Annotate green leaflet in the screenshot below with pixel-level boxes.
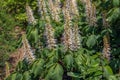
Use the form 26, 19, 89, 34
11, 73, 17, 80
86, 35, 97, 48
104, 66, 113, 79
16, 73, 23, 80
108, 75, 118, 80
64, 54, 74, 70
67, 72, 81, 78
113, 0, 119, 7
107, 8, 120, 22
31, 59, 45, 77
45, 63, 64, 80
29, 28, 38, 43
6, 73, 17, 80
23, 71, 31, 80
6, 73, 23, 80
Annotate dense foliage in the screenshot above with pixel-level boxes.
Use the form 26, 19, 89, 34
0, 0, 120, 80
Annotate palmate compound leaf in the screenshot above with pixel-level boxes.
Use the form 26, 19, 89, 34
45, 63, 64, 80
74, 53, 88, 72
31, 59, 45, 77
64, 54, 74, 70
75, 53, 89, 66
86, 35, 97, 48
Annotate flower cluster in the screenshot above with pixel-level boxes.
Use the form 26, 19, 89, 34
63, 0, 81, 51
26, 3, 36, 25
22, 33, 35, 63
48, 0, 61, 22
44, 23, 57, 49
84, 0, 97, 26
102, 12, 111, 61
37, 0, 56, 49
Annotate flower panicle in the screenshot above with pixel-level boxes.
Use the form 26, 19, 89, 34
22, 33, 35, 63
62, 1, 73, 51
71, 24, 81, 50
38, 0, 57, 50
70, 0, 81, 50
63, 0, 81, 51
102, 12, 111, 61
37, 0, 50, 21
70, 0, 79, 17
44, 23, 57, 49
84, 0, 97, 26
26, 3, 36, 25
48, 0, 61, 22
103, 35, 111, 61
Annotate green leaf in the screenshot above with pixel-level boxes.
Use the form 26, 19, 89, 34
113, 0, 119, 7
64, 54, 74, 69
67, 72, 80, 78
29, 28, 38, 43
15, 73, 23, 80
101, 29, 108, 36
45, 63, 64, 80
107, 8, 119, 22
104, 66, 113, 79
75, 54, 83, 66
109, 75, 118, 80
86, 35, 97, 48
23, 71, 31, 80
16, 61, 23, 71
94, 70, 103, 76
31, 60, 38, 73
31, 59, 45, 77
11, 73, 17, 80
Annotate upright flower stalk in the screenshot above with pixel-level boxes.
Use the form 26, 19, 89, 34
37, 0, 48, 19
22, 32, 35, 62
62, 0, 73, 51
7, 41, 34, 74
37, 0, 56, 49
102, 12, 111, 61
84, 0, 97, 26
72, 24, 81, 50
26, 3, 36, 25
48, 0, 61, 22
69, 0, 79, 17
44, 23, 57, 49
70, 0, 81, 50
54, 0, 61, 18
63, 0, 81, 51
